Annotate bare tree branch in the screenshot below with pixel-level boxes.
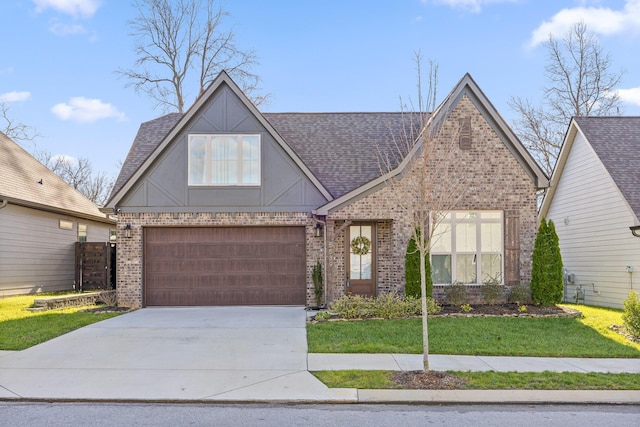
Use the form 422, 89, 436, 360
1, 101, 39, 145
510, 22, 623, 175
34, 150, 115, 206
118, 0, 267, 113
376, 54, 467, 371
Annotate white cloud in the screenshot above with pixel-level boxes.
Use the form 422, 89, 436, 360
616, 87, 640, 106
0, 91, 31, 103
49, 20, 87, 36
428, 0, 520, 13
529, 0, 640, 47
33, 0, 100, 18
51, 97, 126, 123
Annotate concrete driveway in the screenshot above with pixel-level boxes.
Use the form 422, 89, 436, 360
0, 306, 355, 402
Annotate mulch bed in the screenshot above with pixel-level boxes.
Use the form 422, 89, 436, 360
80, 305, 132, 313
392, 370, 469, 389
434, 303, 579, 317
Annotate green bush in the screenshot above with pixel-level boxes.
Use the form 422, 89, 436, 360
328, 293, 441, 320
405, 232, 432, 298
312, 260, 323, 306
481, 283, 504, 305
508, 283, 532, 305
623, 291, 640, 339
531, 218, 564, 305
444, 282, 468, 305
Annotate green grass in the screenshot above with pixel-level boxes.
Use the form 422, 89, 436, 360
312, 370, 640, 390
307, 304, 640, 357
0, 293, 122, 350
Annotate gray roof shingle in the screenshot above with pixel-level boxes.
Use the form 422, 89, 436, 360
110, 111, 422, 200
0, 132, 111, 222
573, 116, 640, 218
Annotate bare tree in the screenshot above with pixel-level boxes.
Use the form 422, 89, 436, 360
378, 53, 467, 371
118, 0, 265, 113
1, 101, 39, 144
510, 22, 623, 175
35, 150, 114, 206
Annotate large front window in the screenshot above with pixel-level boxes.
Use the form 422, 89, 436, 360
188, 134, 260, 186
431, 211, 503, 284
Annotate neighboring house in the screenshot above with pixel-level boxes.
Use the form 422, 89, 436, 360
540, 117, 640, 309
0, 132, 115, 297
105, 71, 548, 308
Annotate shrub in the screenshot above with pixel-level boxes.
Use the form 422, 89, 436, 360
531, 218, 564, 305
509, 282, 532, 305
444, 282, 468, 306
481, 276, 504, 305
312, 260, 323, 306
405, 232, 432, 298
314, 311, 331, 321
623, 291, 640, 339
328, 293, 441, 320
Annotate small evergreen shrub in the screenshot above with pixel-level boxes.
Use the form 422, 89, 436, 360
312, 260, 323, 306
405, 232, 432, 298
508, 283, 532, 305
531, 218, 564, 305
444, 282, 468, 306
623, 291, 640, 339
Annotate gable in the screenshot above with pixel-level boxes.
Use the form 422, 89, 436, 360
314, 74, 548, 216
117, 82, 328, 212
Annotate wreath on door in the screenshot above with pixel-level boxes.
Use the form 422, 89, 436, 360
350, 236, 371, 256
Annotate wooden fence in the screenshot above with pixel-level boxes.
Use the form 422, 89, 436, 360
75, 242, 116, 291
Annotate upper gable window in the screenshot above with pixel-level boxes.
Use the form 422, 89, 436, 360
188, 134, 261, 186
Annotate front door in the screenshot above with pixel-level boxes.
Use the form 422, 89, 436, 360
346, 223, 376, 297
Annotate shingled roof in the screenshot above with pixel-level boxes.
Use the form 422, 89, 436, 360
110, 111, 421, 200
0, 132, 112, 223
573, 116, 640, 218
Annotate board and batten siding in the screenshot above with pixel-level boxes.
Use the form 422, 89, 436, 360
0, 204, 113, 296
546, 130, 640, 309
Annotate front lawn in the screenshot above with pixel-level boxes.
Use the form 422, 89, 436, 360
312, 370, 640, 390
307, 304, 640, 357
0, 293, 122, 350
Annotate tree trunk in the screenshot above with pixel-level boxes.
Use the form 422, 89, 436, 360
420, 246, 429, 371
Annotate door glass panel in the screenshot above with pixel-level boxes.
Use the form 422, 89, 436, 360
350, 225, 372, 280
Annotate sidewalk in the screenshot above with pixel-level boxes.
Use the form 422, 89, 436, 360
307, 353, 640, 404
308, 353, 640, 373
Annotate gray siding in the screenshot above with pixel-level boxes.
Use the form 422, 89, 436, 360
0, 204, 113, 296
119, 85, 328, 212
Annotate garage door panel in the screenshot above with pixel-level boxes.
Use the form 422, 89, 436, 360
144, 227, 306, 306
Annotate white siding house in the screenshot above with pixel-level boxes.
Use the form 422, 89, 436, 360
0, 132, 115, 297
540, 117, 640, 309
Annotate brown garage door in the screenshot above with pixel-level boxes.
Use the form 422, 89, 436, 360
144, 227, 306, 306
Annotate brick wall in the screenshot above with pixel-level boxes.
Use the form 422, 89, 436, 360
325, 94, 539, 303
116, 212, 322, 308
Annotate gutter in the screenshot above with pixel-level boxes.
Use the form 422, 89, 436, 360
0, 198, 7, 209
630, 225, 640, 238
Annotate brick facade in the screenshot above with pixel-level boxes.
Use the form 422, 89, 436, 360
115, 93, 540, 308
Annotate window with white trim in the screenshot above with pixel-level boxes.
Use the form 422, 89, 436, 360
78, 224, 87, 243
188, 134, 260, 186
431, 211, 503, 285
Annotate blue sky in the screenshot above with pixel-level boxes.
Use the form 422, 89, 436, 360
1, 0, 639, 179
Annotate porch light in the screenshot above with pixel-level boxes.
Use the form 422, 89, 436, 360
631, 226, 640, 238
124, 224, 132, 238
314, 223, 323, 238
